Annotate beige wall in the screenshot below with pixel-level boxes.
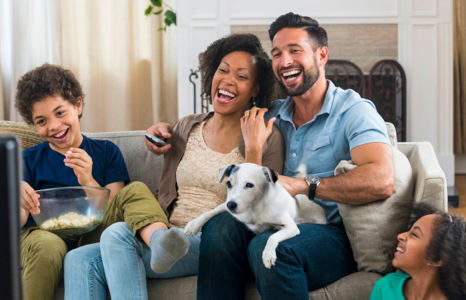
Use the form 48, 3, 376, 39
231, 24, 398, 73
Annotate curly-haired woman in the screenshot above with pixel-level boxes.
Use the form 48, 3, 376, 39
64, 33, 284, 299
370, 203, 466, 300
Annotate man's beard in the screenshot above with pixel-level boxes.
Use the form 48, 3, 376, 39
278, 58, 320, 97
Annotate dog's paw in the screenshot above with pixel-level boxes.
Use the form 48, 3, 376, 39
184, 219, 203, 236
262, 247, 277, 269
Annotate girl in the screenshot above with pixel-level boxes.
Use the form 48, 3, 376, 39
370, 203, 466, 300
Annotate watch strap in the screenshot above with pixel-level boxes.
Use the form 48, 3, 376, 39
308, 183, 317, 200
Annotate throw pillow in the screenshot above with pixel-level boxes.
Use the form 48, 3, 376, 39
0, 121, 43, 150
335, 146, 414, 274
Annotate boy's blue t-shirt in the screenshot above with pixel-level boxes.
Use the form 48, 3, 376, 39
22, 134, 130, 226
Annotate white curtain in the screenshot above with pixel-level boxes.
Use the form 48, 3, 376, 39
0, 60, 4, 120
0, 0, 178, 132
0, 0, 61, 121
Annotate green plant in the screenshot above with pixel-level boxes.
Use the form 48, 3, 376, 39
145, 0, 176, 32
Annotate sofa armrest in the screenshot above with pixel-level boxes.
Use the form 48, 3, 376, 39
397, 141, 448, 212
385, 122, 397, 148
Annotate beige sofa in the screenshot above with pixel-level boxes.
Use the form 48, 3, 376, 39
7, 122, 444, 300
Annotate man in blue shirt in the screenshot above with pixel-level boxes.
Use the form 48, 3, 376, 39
148, 12, 394, 300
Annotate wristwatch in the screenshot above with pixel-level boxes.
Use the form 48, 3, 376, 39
305, 175, 321, 200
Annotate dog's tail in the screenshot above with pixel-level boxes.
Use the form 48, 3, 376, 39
296, 164, 307, 178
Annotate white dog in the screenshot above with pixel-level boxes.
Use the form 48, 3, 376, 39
184, 163, 327, 268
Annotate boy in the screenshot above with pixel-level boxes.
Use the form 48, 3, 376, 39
15, 64, 189, 300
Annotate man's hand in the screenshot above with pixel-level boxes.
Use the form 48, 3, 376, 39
21, 181, 40, 215
145, 122, 172, 156
278, 175, 308, 197
64, 148, 99, 187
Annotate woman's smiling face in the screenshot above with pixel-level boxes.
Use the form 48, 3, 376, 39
210, 51, 260, 116
393, 214, 437, 273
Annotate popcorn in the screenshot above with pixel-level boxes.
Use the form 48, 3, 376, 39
40, 212, 99, 231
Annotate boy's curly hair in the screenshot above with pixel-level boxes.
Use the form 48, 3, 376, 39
198, 33, 277, 109
15, 64, 84, 125
407, 203, 466, 300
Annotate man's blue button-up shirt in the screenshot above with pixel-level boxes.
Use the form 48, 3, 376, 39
266, 80, 390, 223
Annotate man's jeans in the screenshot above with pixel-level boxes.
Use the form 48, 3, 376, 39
197, 212, 357, 300
64, 222, 201, 300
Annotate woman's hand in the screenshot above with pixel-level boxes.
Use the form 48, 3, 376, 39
241, 107, 276, 165
145, 123, 172, 156
64, 148, 99, 187
21, 181, 40, 215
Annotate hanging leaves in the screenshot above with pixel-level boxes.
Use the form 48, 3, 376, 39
145, 6, 153, 15
145, 0, 176, 32
150, 0, 163, 7
164, 10, 176, 26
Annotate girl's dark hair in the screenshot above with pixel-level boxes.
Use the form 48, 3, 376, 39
198, 33, 277, 109
407, 203, 466, 300
268, 12, 327, 50
15, 63, 84, 125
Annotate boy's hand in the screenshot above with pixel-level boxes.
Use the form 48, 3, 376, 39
21, 181, 40, 214
64, 148, 98, 187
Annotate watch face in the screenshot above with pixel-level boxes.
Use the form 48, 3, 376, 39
306, 175, 320, 185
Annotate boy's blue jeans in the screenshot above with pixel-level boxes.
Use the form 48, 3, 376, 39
197, 212, 357, 300
20, 181, 169, 300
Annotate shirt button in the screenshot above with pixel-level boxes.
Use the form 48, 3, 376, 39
292, 153, 297, 157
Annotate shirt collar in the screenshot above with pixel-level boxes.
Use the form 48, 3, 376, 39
276, 96, 295, 123
276, 80, 337, 122
319, 80, 337, 116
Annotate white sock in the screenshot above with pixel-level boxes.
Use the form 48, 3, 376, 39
149, 228, 189, 274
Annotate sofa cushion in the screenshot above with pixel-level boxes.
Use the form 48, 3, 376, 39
398, 142, 448, 211
308, 271, 382, 300
83, 131, 163, 195
0, 121, 43, 150
335, 146, 414, 274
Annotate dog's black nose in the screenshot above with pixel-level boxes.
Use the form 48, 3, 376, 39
227, 201, 237, 211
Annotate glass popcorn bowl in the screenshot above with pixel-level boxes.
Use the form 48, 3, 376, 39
31, 186, 110, 236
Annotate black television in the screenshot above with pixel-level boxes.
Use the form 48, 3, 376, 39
0, 136, 23, 299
